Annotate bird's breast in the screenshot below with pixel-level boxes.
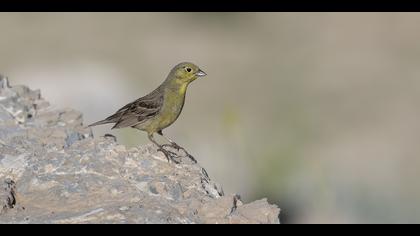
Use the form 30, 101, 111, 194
156, 88, 186, 128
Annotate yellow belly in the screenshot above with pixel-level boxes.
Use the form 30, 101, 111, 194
136, 87, 186, 134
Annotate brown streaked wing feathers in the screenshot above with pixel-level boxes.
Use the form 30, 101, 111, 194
98, 88, 164, 129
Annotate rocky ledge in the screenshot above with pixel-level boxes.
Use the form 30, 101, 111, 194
0, 75, 280, 224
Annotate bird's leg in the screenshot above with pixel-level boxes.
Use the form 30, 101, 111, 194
148, 134, 180, 164
157, 130, 184, 151
157, 131, 197, 164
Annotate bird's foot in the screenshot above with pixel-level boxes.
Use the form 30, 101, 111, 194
161, 143, 197, 164
158, 147, 181, 164
162, 142, 182, 151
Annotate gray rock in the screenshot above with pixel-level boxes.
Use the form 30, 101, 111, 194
0, 76, 280, 224
0, 178, 16, 214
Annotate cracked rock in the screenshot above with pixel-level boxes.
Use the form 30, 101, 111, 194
0, 75, 280, 224
0, 178, 16, 214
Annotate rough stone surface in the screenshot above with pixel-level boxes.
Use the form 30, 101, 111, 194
0, 76, 280, 224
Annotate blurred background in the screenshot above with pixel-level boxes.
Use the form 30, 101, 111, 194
1, 12, 420, 223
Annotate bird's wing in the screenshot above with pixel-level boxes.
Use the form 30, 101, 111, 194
105, 90, 164, 129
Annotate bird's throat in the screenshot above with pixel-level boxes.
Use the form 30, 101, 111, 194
170, 80, 189, 95
178, 83, 188, 95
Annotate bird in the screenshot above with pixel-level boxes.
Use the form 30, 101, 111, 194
88, 62, 207, 163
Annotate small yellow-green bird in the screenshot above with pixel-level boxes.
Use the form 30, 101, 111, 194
89, 62, 206, 163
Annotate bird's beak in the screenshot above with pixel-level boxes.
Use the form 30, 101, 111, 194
195, 69, 207, 77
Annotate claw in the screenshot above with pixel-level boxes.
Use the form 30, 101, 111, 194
173, 144, 197, 163
161, 143, 197, 164
158, 147, 180, 164
171, 143, 183, 151
161, 143, 178, 151
173, 144, 197, 164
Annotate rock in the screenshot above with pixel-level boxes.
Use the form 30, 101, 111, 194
0, 178, 16, 214
0, 76, 280, 224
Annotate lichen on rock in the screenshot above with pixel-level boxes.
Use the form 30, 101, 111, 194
0, 76, 280, 224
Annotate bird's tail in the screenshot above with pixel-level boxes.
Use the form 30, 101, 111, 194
88, 119, 113, 127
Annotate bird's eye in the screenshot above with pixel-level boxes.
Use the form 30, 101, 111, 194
185, 67, 192, 73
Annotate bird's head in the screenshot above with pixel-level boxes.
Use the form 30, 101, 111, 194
170, 62, 207, 85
